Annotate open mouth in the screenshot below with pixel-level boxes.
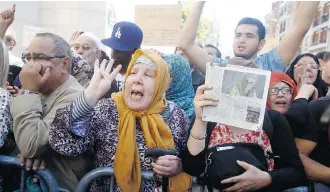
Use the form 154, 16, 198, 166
130, 90, 144, 101
275, 100, 287, 107
237, 46, 245, 51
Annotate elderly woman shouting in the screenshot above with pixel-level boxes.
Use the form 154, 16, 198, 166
49, 49, 192, 191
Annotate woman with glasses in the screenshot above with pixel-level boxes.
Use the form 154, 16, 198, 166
266, 72, 319, 192
286, 53, 328, 99
267, 72, 317, 136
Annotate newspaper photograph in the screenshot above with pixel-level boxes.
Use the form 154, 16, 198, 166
202, 63, 271, 131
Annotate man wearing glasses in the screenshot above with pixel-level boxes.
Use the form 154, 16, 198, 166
11, 32, 93, 191
71, 32, 106, 68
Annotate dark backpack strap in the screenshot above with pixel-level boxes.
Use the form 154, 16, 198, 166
262, 111, 274, 140
206, 183, 214, 192
190, 120, 217, 189
205, 121, 218, 147
328, 123, 330, 146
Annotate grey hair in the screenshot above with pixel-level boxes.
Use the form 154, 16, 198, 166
36, 32, 72, 73
0, 40, 9, 88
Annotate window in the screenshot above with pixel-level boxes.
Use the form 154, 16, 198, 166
314, 10, 321, 26
317, 10, 321, 20
312, 31, 319, 45
320, 27, 328, 43
280, 21, 286, 33
324, 3, 330, 15
321, 4, 330, 23
322, 13, 329, 23
271, 25, 276, 35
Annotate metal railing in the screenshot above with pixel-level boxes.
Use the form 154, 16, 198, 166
76, 167, 199, 192
1, 155, 199, 192
0, 155, 68, 192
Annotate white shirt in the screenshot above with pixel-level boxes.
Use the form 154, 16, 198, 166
115, 73, 125, 91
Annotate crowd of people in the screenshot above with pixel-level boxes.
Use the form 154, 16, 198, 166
1, 1, 330, 192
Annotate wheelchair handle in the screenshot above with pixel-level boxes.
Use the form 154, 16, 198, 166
144, 148, 178, 158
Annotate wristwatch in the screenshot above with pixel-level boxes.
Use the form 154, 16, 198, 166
19, 90, 39, 95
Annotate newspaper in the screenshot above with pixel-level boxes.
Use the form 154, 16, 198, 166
202, 63, 271, 131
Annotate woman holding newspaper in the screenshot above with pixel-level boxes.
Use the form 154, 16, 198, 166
182, 82, 306, 191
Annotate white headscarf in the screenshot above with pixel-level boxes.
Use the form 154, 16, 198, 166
80, 32, 107, 53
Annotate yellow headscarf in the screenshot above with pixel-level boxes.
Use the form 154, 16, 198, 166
111, 49, 192, 192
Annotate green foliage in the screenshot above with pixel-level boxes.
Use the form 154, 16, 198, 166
181, 7, 211, 44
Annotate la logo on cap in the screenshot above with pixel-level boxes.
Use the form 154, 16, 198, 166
115, 28, 121, 39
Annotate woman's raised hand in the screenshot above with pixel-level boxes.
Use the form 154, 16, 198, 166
84, 59, 122, 106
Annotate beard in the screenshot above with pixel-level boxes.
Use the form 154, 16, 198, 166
111, 52, 133, 74
234, 52, 255, 60
234, 46, 259, 60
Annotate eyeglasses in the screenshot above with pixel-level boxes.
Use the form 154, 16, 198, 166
22, 53, 66, 64
72, 44, 91, 51
268, 87, 293, 95
294, 63, 320, 70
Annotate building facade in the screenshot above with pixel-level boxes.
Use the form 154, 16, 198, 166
261, 1, 281, 54
262, 1, 330, 55
0, 1, 116, 57
301, 1, 330, 54
261, 1, 299, 54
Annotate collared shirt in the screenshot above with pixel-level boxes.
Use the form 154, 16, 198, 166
212, 48, 287, 72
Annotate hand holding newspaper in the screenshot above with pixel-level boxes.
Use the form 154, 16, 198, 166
202, 63, 271, 131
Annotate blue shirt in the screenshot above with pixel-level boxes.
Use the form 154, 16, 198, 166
212, 48, 287, 72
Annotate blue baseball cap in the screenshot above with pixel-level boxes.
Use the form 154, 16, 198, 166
101, 21, 143, 51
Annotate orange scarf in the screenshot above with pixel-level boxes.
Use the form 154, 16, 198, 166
112, 49, 192, 192
266, 72, 297, 109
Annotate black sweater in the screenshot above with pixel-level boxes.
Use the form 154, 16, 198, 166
285, 98, 309, 139
181, 110, 306, 191
299, 97, 330, 168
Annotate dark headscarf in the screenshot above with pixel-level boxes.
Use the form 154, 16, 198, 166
286, 53, 328, 98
